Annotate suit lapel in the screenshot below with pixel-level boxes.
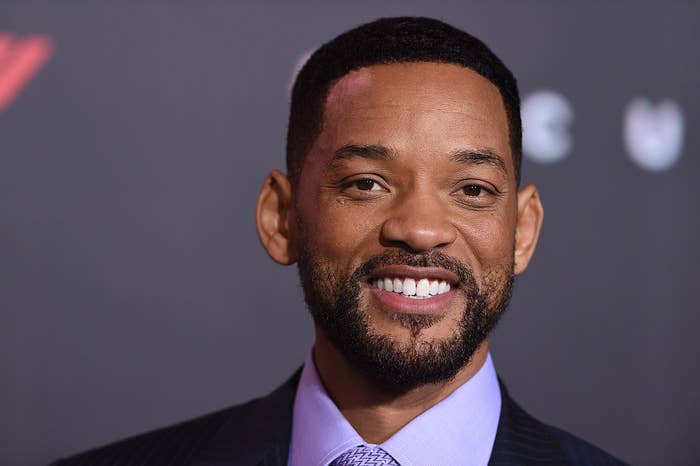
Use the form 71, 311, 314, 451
488, 379, 568, 466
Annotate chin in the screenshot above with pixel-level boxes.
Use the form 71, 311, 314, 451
365, 306, 465, 347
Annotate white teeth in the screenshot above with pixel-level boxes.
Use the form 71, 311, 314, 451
372, 277, 453, 297
416, 279, 430, 297
383, 278, 393, 292
429, 280, 439, 296
402, 278, 416, 296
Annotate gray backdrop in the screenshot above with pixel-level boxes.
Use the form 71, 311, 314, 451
2, 2, 698, 465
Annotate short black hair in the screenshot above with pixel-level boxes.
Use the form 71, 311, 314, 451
286, 16, 522, 185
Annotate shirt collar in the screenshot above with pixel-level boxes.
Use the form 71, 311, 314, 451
288, 349, 501, 466
288, 349, 364, 466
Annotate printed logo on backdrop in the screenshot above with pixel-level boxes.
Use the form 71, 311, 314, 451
623, 98, 685, 172
521, 88, 685, 172
0, 32, 54, 112
521, 90, 574, 164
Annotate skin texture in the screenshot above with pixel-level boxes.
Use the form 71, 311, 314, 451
256, 62, 544, 443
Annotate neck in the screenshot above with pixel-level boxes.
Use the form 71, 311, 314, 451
313, 328, 490, 444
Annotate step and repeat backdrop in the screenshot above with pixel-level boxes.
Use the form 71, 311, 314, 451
2, 2, 698, 465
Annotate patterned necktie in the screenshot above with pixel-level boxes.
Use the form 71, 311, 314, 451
330, 445, 400, 466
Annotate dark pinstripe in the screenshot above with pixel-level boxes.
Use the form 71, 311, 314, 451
51, 371, 627, 466
488, 381, 627, 466
51, 369, 301, 466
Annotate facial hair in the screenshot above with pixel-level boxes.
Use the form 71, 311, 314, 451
297, 248, 514, 393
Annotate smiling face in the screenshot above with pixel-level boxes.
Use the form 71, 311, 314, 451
257, 61, 543, 391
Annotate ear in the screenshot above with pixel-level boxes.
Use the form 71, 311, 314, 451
256, 170, 297, 265
514, 183, 544, 275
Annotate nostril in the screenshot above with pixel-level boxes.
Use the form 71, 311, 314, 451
380, 217, 457, 253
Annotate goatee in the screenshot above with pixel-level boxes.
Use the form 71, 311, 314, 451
298, 248, 514, 393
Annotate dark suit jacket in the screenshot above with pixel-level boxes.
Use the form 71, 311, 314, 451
52, 369, 627, 466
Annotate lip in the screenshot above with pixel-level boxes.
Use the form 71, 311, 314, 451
368, 285, 458, 315
367, 265, 459, 285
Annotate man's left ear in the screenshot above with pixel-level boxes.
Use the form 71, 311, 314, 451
514, 183, 544, 275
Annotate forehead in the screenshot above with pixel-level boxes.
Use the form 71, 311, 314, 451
317, 62, 511, 166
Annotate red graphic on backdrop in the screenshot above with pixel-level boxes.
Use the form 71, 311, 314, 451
0, 33, 54, 112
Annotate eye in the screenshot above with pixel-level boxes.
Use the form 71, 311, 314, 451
339, 176, 388, 199
454, 182, 500, 208
351, 178, 383, 191
462, 184, 484, 197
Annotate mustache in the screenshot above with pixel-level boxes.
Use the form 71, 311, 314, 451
353, 250, 474, 286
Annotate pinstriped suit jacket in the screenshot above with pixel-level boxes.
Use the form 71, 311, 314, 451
52, 369, 627, 466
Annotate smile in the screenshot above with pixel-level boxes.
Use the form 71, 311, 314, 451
366, 265, 459, 314
370, 277, 451, 300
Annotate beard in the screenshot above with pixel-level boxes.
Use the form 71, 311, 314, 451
297, 247, 514, 393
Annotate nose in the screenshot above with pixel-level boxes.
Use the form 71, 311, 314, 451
380, 191, 457, 253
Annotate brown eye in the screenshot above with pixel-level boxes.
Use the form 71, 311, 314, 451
354, 179, 380, 191
462, 185, 483, 196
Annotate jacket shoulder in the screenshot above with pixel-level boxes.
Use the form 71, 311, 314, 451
549, 425, 628, 466
492, 379, 629, 466
51, 368, 302, 466
50, 397, 264, 466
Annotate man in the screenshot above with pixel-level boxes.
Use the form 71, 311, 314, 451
54, 17, 626, 466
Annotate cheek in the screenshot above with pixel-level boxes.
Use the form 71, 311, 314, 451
299, 196, 381, 271
457, 212, 516, 271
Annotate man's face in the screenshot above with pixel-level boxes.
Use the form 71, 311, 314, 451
293, 62, 519, 391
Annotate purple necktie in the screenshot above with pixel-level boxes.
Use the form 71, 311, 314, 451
330, 445, 400, 466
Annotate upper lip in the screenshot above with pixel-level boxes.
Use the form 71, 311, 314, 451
367, 265, 459, 285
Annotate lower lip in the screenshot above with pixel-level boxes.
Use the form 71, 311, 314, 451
368, 285, 457, 315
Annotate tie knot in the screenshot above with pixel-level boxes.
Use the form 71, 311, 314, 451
330, 445, 399, 466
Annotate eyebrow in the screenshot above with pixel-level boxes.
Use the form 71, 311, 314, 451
449, 148, 508, 175
333, 144, 397, 162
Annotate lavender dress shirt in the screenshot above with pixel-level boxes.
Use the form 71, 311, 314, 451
288, 349, 502, 466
